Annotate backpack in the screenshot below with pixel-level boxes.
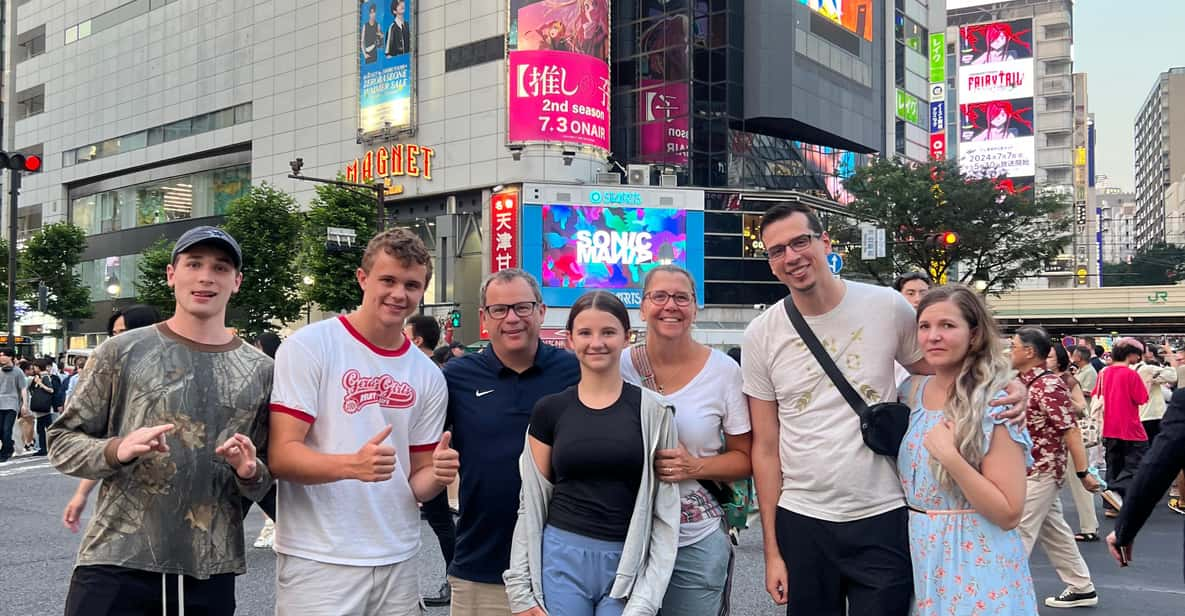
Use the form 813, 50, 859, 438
29, 375, 55, 414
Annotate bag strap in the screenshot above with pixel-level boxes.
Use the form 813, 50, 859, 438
630, 344, 659, 392
633, 342, 734, 507
782, 297, 868, 416
1021, 369, 1053, 388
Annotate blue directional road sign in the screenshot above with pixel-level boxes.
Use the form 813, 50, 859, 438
826, 252, 843, 275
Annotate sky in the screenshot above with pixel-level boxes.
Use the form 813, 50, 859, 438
1074, 3, 1185, 193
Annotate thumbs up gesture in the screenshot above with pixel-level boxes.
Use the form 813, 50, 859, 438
432, 431, 460, 486
351, 425, 397, 482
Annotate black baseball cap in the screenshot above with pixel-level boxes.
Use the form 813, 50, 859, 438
172, 226, 243, 270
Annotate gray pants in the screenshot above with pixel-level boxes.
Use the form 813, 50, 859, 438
662, 524, 732, 616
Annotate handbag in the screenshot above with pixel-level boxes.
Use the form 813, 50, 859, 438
782, 297, 910, 457
1083, 370, 1105, 448
628, 344, 753, 531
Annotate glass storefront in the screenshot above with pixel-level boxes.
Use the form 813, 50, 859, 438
78, 254, 139, 301
71, 164, 251, 235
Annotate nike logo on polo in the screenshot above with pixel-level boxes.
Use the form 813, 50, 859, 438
476, 389, 494, 397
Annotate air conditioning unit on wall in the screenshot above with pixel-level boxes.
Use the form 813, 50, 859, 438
627, 164, 652, 186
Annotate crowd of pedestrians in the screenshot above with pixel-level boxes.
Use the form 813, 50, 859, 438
22, 203, 1185, 616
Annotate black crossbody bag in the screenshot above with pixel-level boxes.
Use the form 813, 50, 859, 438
783, 297, 910, 456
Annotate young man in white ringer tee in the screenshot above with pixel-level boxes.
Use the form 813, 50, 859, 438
268, 228, 459, 616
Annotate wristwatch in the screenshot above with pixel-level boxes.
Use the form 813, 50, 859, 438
1076, 470, 1089, 479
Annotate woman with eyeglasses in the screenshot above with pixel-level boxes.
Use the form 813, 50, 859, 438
504, 291, 680, 616
620, 265, 753, 616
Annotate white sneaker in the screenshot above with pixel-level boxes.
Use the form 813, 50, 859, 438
253, 519, 275, 549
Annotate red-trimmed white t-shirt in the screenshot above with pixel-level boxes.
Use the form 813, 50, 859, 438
270, 316, 447, 566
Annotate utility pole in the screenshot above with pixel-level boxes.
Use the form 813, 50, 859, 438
7, 171, 19, 350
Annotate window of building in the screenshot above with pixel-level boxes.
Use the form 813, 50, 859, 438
15, 85, 46, 120
78, 254, 140, 301
62, 104, 252, 167
71, 164, 251, 236
17, 26, 46, 62
16, 206, 42, 246
894, 12, 927, 54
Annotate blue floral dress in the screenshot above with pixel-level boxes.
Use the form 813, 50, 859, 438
897, 377, 1039, 616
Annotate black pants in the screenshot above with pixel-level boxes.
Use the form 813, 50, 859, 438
1103, 437, 1150, 501
1142, 419, 1162, 444
34, 412, 52, 454
64, 565, 235, 616
0, 408, 15, 461
775, 507, 913, 616
239, 483, 277, 521
422, 489, 456, 567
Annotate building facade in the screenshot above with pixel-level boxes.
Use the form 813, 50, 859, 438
1133, 67, 1185, 251
946, 0, 1074, 288
1097, 189, 1138, 266
5, 0, 901, 351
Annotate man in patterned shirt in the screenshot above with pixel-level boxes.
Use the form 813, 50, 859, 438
1011, 327, 1101, 609
49, 226, 272, 615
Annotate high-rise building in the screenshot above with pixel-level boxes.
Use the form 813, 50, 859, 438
946, 0, 1074, 288
889, 1, 947, 162
1097, 190, 1138, 265
946, 0, 1073, 193
1133, 67, 1185, 250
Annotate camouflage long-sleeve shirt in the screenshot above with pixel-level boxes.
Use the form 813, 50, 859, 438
48, 323, 273, 579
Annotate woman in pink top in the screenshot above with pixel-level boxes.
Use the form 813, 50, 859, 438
1092, 338, 1150, 517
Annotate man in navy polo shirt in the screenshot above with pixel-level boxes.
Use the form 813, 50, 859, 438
442, 269, 579, 616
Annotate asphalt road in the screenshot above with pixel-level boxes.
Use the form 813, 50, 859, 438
2, 450, 1182, 615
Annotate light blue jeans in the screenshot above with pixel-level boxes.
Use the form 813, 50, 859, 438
541, 526, 626, 616
661, 524, 732, 616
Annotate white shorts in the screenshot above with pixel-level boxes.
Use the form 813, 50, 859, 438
275, 553, 422, 616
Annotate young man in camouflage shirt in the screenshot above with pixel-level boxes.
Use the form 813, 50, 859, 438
48, 226, 273, 615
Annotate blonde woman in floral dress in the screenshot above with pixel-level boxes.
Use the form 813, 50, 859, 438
898, 285, 1038, 615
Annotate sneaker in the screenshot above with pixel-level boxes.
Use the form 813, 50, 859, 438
253, 519, 275, 549
1045, 589, 1099, 608
1170, 496, 1185, 515
423, 582, 451, 607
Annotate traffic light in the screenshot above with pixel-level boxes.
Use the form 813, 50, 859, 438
36, 282, 47, 312
924, 231, 959, 250
449, 309, 461, 328
0, 152, 42, 173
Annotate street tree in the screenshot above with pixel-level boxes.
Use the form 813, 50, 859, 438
838, 158, 1072, 294
1100, 243, 1185, 287
298, 180, 376, 314
20, 222, 92, 336
133, 237, 176, 318
222, 183, 303, 338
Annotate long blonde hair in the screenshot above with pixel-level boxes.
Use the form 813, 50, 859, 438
915, 285, 1011, 491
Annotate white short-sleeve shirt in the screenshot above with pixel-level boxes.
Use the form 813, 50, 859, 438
622, 347, 751, 546
270, 316, 448, 566
742, 281, 923, 522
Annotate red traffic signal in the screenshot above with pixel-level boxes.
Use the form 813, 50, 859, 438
0, 151, 42, 172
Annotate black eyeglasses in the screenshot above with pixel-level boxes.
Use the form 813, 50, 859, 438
763, 233, 819, 261
644, 291, 694, 307
482, 301, 539, 319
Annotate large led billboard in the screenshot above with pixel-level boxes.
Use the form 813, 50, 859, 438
359, 0, 415, 135
507, 0, 611, 152
958, 97, 1035, 178
520, 188, 705, 308
957, 19, 1034, 180
798, 0, 873, 42
958, 19, 1033, 105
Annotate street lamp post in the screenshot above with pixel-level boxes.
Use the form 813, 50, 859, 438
302, 275, 314, 324
286, 158, 387, 231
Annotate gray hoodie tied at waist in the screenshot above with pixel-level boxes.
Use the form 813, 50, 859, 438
503, 386, 681, 616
